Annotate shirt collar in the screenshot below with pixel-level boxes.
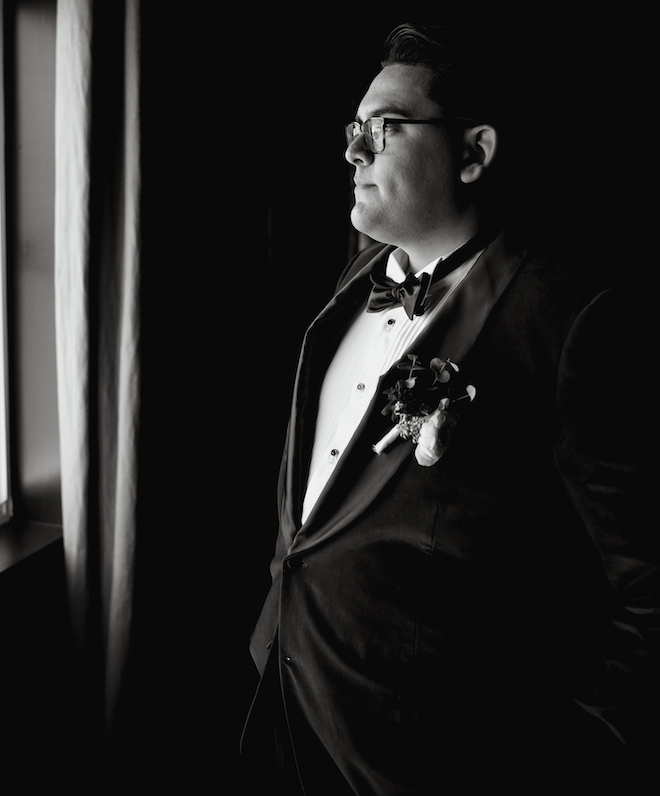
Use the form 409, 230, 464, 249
385, 246, 459, 283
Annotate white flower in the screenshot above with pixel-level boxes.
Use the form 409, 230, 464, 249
414, 404, 449, 467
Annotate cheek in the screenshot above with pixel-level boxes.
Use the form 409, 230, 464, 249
385, 155, 452, 212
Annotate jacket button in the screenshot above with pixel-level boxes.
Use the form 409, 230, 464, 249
285, 557, 304, 571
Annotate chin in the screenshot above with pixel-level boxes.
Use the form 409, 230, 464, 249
350, 206, 390, 245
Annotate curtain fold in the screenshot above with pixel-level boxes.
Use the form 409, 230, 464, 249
54, 0, 141, 741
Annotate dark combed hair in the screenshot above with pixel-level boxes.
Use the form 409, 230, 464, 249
381, 23, 492, 124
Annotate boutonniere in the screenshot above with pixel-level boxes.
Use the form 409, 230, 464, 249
373, 354, 476, 466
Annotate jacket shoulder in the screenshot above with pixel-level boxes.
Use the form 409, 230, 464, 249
501, 235, 607, 329
468, 234, 609, 374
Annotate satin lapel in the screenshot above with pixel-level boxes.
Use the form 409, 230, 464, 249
401, 230, 525, 364
279, 245, 393, 550
289, 232, 525, 556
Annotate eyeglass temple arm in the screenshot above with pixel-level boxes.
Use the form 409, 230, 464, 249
378, 117, 477, 125
347, 116, 477, 130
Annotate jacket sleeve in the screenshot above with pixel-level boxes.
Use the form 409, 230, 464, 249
554, 287, 660, 758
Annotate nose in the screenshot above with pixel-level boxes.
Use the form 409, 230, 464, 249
344, 133, 374, 166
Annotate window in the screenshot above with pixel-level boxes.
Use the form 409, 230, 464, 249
0, 0, 61, 539
0, 3, 12, 524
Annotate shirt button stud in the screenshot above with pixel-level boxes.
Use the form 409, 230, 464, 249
357, 383, 365, 392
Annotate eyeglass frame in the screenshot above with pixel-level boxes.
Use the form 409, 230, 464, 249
345, 116, 476, 154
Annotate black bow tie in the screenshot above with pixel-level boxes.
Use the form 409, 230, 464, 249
367, 270, 432, 320
366, 230, 499, 320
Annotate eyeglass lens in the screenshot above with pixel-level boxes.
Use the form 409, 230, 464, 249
345, 118, 385, 153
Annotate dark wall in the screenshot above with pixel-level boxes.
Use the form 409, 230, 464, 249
0, 540, 69, 786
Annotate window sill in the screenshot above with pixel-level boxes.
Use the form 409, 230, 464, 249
0, 519, 63, 574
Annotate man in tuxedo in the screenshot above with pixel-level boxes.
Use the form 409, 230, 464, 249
242, 23, 657, 794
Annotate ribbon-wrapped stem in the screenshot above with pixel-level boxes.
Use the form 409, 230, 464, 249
372, 426, 402, 455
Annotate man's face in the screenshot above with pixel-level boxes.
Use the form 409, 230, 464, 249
347, 64, 463, 251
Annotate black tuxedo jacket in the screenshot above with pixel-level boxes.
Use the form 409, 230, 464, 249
244, 232, 658, 793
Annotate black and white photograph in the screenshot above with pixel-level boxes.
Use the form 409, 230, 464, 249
0, 2, 655, 794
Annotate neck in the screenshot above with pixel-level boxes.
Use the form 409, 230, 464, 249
403, 212, 481, 274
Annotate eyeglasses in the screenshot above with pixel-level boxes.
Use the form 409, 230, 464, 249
345, 116, 474, 154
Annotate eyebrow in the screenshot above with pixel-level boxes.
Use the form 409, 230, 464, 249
355, 105, 415, 123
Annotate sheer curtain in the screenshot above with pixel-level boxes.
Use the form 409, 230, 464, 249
54, 0, 140, 750
53, 0, 223, 784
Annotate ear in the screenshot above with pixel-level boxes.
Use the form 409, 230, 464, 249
460, 125, 497, 184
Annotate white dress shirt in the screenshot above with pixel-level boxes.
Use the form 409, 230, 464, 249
301, 246, 483, 524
